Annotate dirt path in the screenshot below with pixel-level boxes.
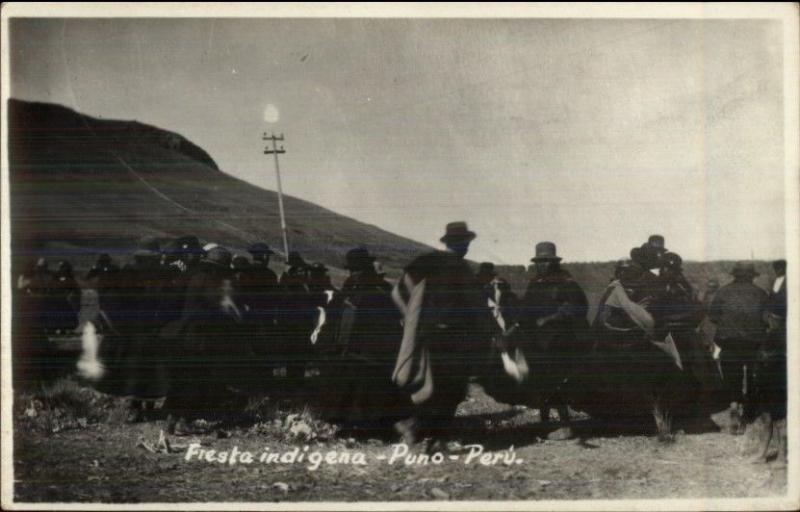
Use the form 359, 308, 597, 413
12, 385, 787, 503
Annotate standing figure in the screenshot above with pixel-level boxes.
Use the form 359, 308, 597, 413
306, 262, 341, 376
521, 242, 589, 423
14, 258, 54, 386
129, 238, 172, 421
165, 245, 243, 434
277, 251, 314, 394
329, 247, 407, 432
709, 261, 768, 433
235, 242, 280, 387
750, 260, 787, 463
392, 221, 488, 447
51, 261, 81, 333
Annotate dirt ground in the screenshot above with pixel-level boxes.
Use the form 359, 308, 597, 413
11, 380, 788, 505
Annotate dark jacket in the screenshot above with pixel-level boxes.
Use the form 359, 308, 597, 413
238, 262, 279, 322
651, 270, 703, 335
709, 280, 767, 343
404, 250, 488, 356
521, 268, 589, 349
337, 270, 402, 358
278, 268, 314, 330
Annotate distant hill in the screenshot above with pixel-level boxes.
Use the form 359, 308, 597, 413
7, 99, 780, 306
8, 99, 434, 280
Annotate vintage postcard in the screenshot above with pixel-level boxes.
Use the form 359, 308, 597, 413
1, 3, 798, 511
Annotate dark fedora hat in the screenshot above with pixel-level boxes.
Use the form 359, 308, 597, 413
247, 242, 274, 256
731, 261, 759, 277
287, 251, 308, 269
344, 246, 376, 271
531, 241, 562, 262
440, 221, 477, 244
647, 234, 668, 253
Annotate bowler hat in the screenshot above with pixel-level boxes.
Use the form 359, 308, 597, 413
531, 241, 562, 262
248, 242, 274, 256
731, 261, 759, 277
647, 234, 667, 253
440, 221, 477, 244
287, 251, 308, 269
344, 246, 376, 271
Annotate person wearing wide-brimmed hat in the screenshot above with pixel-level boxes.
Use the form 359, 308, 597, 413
520, 241, 589, 423
274, 251, 316, 394
326, 246, 408, 429
95, 236, 172, 423
476, 261, 497, 286
236, 242, 280, 367
392, 222, 489, 448
709, 261, 768, 431
162, 244, 245, 434
246, 242, 278, 292
748, 259, 788, 460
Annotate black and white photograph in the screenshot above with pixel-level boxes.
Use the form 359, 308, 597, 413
1, 3, 798, 510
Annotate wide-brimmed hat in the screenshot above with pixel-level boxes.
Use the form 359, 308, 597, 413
287, 251, 308, 269
731, 261, 759, 277
247, 242, 274, 256
531, 241, 562, 262
440, 221, 477, 244
344, 246, 376, 271
647, 234, 668, 254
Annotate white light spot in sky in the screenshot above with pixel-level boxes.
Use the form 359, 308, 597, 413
263, 104, 280, 123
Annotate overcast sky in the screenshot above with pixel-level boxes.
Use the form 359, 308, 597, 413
9, 17, 786, 264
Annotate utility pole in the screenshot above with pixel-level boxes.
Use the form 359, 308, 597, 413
263, 133, 289, 259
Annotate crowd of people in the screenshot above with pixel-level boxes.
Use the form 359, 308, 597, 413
13, 223, 787, 451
